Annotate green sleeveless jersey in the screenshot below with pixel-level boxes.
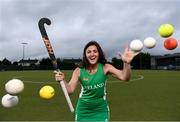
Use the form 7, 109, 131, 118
75, 63, 110, 121
79, 63, 107, 100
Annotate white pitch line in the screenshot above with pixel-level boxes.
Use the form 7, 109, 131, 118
108, 75, 144, 83
23, 80, 58, 84
12, 76, 25, 79
14, 75, 144, 84
12, 76, 59, 84
130, 75, 144, 81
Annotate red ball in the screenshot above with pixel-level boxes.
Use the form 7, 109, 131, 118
164, 38, 178, 50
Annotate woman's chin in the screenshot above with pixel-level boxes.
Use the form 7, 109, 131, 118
89, 61, 98, 65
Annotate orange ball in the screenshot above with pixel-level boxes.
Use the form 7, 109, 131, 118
164, 38, 178, 50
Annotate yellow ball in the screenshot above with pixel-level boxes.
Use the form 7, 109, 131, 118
158, 24, 174, 38
39, 85, 55, 99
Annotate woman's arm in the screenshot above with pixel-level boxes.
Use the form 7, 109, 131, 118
55, 67, 80, 94
104, 47, 138, 81
104, 63, 131, 81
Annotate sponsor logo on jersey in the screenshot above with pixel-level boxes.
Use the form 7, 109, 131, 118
83, 78, 89, 81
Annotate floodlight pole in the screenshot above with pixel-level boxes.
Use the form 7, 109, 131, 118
21, 42, 28, 64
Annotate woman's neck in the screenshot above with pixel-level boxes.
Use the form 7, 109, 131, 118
87, 63, 98, 74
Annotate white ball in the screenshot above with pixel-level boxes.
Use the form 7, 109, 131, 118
1, 94, 19, 108
144, 37, 156, 49
5, 79, 24, 95
130, 39, 143, 52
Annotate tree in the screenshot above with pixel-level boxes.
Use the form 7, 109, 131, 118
111, 57, 123, 69
111, 52, 151, 69
131, 52, 151, 69
1, 58, 11, 65
40, 58, 52, 66
12, 61, 18, 65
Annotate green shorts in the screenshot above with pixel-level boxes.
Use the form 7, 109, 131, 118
75, 98, 110, 121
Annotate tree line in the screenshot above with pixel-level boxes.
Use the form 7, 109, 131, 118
0, 52, 151, 71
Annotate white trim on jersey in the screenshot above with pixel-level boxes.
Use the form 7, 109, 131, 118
79, 84, 84, 98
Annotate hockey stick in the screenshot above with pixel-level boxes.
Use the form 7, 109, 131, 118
38, 18, 74, 113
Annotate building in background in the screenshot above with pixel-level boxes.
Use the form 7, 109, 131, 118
18, 59, 40, 67
151, 53, 180, 70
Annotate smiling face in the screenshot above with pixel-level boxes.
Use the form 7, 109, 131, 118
85, 45, 99, 65
82, 41, 107, 68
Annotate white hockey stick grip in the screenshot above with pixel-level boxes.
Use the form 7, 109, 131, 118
60, 81, 74, 113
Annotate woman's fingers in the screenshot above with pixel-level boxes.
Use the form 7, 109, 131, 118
54, 71, 64, 81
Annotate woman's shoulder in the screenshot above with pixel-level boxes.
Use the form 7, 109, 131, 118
104, 63, 113, 68
103, 63, 114, 74
73, 67, 81, 76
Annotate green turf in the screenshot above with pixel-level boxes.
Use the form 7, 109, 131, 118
0, 70, 180, 121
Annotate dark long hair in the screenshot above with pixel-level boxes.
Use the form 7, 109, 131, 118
81, 41, 107, 68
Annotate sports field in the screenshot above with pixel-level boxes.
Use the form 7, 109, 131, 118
0, 70, 180, 121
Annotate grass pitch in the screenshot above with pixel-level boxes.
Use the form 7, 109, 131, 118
0, 70, 180, 121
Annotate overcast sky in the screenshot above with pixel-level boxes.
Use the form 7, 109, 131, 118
0, 0, 180, 62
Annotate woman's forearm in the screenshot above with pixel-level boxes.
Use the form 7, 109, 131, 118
122, 62, 131, 81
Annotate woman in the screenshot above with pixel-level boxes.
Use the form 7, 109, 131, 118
55, 41, 138, 121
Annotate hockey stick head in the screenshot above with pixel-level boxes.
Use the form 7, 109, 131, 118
38, 18, 51, 39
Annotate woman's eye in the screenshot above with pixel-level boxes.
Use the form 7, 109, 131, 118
87, 51, 91, 54
94, 50, 97, 53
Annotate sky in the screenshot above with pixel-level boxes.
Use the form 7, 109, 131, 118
0, 0, 180, 62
